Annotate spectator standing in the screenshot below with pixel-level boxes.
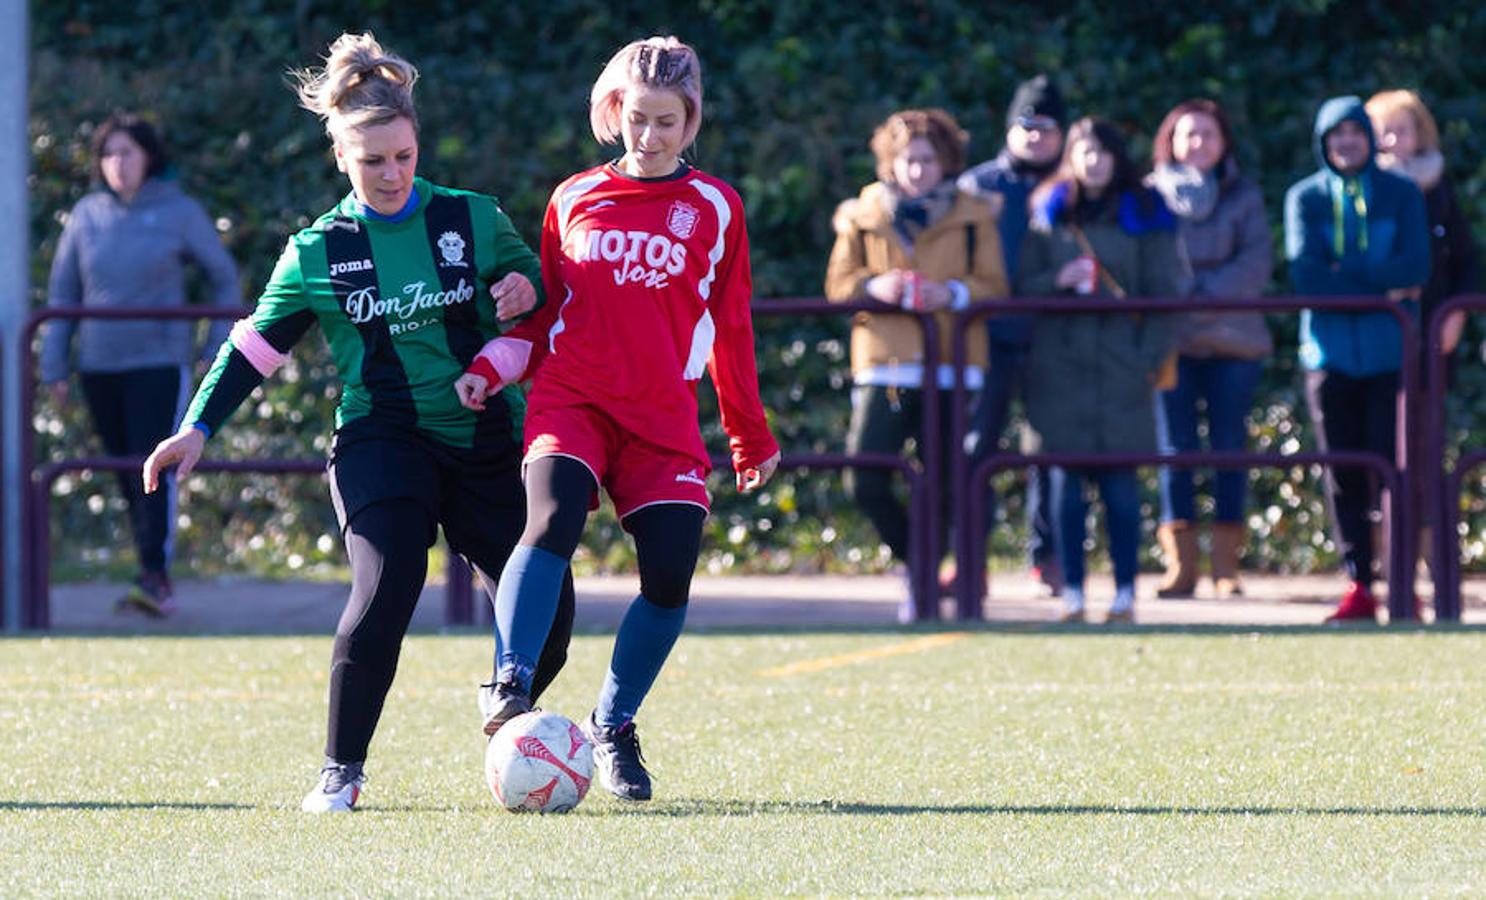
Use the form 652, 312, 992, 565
826, 108, 1008, 621
41, 113, 241, 615
1019, 118, 1188, 624
1148, 99, 1274, 599
1285, 95, 1430, 622
959, 74, 1067, 593
1367, 90, 1479, 366
1367, 90, 1481, 581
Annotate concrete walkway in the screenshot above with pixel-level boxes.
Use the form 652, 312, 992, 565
37, 570, 1486, 633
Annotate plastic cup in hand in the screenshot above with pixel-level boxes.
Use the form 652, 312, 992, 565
1074, 256, 1098, 295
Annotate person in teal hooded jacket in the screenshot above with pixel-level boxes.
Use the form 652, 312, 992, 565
1284, 95, 1429, 622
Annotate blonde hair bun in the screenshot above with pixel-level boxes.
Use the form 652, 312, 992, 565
292, 32, 419, 136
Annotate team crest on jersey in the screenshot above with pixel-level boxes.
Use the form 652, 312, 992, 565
437, 231, 467, 267
666, 201, 700, 240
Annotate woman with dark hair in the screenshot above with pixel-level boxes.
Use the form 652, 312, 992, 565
1019, 117, 1189, 623
825, 108, 1009, 620
41, 112, 241, 615
1147, 99, 1274, 599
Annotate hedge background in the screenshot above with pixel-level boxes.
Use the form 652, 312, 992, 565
25, 0, 1486, 581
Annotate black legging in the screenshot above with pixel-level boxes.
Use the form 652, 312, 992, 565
844, 385, 957, 566
1304, 368, 1399, 583
326, 497, 575, 762
521, 455, 704, 609
79, 366, 183, 575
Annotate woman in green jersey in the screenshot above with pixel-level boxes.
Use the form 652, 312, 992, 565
142, 32, 573, 813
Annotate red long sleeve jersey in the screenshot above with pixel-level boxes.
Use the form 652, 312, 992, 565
509, 163, 778, 474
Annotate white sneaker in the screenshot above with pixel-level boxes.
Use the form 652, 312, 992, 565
301, 762, 366, 813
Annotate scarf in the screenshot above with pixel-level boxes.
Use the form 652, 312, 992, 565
1327, 172, 1369, 258
1149, 162, 1220, 222
882, 179, 958, 250
1376, 148, 1444, 192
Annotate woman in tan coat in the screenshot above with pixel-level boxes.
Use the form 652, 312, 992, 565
825, 108, 1009, 620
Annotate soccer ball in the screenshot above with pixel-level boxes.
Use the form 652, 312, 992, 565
484, 710, 594, 813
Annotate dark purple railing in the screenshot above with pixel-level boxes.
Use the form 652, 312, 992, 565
950, 296, 1420, 622
18, 292, 1471, 628
748, 299, 940, 619
20, 308, 470, 629
1426, 294, 1486, 621
19, 301, 939, 627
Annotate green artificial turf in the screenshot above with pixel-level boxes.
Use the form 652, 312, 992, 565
3, 630, 1485, 896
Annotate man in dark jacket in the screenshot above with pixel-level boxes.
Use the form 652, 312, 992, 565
1285, 95, 1430, 622
958, 74, 1067, 593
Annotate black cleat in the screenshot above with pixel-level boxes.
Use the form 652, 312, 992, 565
583, 712, 652, 801
478, 679, 531, 737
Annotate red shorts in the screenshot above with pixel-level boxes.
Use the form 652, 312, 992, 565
523, 404, 711, 521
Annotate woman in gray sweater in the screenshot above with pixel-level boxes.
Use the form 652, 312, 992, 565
41, 113, 241, 614
1148, 99, 1274, 600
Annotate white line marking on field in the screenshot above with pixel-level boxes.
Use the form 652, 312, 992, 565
757, 632, 971, 677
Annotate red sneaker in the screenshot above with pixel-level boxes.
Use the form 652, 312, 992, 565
1030, 561, 1065, 596
1325, 581, 1378, 624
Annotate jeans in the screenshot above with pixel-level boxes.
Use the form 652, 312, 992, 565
1048, 466, 1141, 591
1154, 355, 1263, 523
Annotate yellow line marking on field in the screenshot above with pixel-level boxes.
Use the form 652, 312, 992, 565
758, 632, 970, 678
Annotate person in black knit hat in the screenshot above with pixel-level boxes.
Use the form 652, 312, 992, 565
959, 74, 1068, 597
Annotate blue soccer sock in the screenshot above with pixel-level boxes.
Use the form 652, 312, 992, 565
493, 545, 569, 693
595, 595, 687, 728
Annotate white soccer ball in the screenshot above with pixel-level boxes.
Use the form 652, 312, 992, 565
484, 710, 594, 813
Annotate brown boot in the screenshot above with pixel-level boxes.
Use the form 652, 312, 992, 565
1211, 522, 1246, 597
1156, 521, 1198, 598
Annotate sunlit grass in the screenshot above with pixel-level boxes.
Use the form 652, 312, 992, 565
3, 630, 1485, 896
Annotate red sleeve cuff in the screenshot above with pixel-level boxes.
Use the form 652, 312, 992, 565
466, 356, 500, 385
732, 436, 781, 474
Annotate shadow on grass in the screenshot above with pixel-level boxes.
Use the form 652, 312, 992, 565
1, 801, 254, 811
18, 622, 1486, 639
365, 799, 1486, 817
617, 799, 1486, 818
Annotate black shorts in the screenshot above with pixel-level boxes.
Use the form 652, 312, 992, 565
328, 417, 525, 562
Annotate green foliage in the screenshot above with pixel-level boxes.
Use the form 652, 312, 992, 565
27, 0, 1486, 579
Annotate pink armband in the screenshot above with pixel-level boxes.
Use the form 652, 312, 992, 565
229, 320, 290, 377
468, 337, 532, 388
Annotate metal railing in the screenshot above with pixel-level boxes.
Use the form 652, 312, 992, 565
19, 307, 469, 629
950, 296, 1421, 622
19, 292, 1471, 627
1426, 294, 1486, 621
748, 299, 940, 618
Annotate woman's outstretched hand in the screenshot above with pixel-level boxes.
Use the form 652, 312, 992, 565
142, 426, 206, 494
737, 450, 782, 493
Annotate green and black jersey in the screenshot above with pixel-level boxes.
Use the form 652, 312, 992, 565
186, 178, 540, 450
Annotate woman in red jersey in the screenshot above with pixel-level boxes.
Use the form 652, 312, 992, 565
455, 36, 780, 801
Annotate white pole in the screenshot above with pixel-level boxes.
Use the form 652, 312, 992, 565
1, 0, 30, 632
